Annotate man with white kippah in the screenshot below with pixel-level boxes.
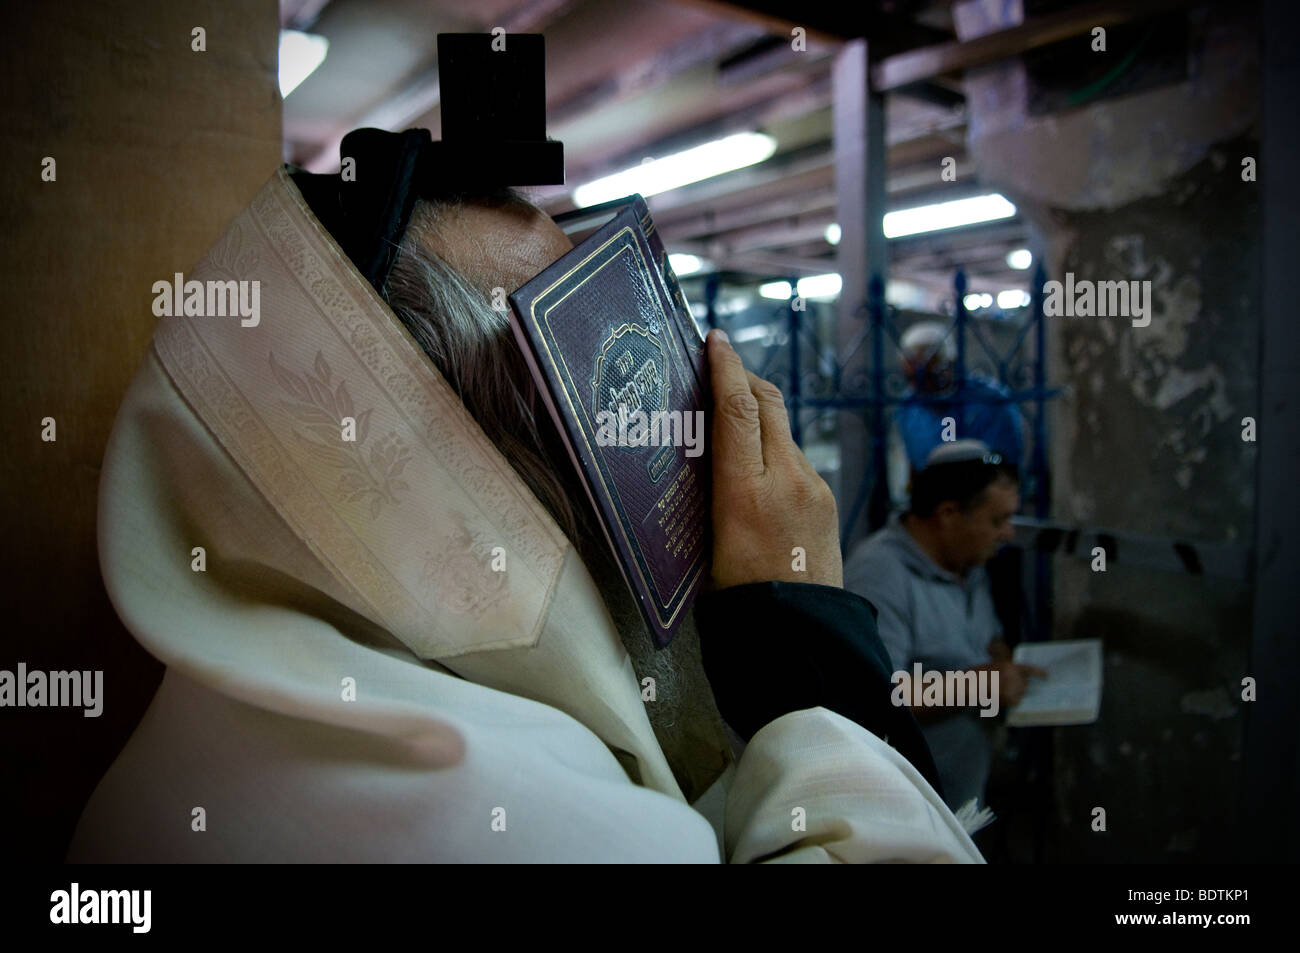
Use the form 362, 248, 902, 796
845, 439, 1045, 813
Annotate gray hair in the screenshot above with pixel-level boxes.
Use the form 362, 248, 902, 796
380, 193, 591, 546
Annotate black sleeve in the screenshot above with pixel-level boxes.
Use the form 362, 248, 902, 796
693, 581, 944, 798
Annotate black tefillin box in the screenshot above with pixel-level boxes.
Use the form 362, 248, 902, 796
425, 32, 565, 187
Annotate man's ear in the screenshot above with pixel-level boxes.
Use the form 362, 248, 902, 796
933, 499, 961, 525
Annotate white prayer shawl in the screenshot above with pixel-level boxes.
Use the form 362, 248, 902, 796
69, 169, 983, 863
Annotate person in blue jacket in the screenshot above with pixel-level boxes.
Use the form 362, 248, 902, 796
896, 322, 1024, 473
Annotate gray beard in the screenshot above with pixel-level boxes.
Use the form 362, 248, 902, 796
585, 555, 733, 803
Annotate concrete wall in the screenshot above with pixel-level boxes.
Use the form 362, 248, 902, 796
958, 1, 1260, 861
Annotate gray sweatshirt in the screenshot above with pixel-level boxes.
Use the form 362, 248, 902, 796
844, 513, 1002, 810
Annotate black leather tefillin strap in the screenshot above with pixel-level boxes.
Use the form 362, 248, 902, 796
290, 32, 565, 292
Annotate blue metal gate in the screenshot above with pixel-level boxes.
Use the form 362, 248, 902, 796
703, 263, 1061, 642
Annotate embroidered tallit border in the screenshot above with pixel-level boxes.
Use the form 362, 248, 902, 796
153, 170, 567, 658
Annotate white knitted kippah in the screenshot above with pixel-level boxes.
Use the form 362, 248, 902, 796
924, 438, 992, 467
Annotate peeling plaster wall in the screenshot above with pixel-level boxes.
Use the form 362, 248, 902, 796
1055, 142, 1259, 540
956, 1, 1259, 861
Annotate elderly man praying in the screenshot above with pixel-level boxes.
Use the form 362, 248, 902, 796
69, 98, 981, 860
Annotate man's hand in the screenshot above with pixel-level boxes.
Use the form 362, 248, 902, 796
706, 329, 842, 589
987, 659, 1048, 707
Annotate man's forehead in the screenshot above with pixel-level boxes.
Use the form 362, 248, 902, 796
417, 200, 575, 294
986, 477, 1021, 509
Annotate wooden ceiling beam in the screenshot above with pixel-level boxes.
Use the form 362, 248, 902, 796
872, 0, 1199, 91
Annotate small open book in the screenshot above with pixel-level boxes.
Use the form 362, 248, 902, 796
1006, 638, 1103, 727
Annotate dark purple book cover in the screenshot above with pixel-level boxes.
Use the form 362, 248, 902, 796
508, 195, 710, 648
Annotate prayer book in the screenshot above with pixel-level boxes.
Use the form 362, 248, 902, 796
1006, 638, 1104, 726
508, 195, 710, 648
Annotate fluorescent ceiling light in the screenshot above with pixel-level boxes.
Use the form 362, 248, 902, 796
796, 273, 842, 299
279, 31, 329, 98
669, 253, 704, 276
998, 289, 1031, 309
885, 279, 927, 310
759, 274, 842, 300
883, 193, 1016, 239
731, 322, 778, 344
1006, 248, 1033, 270
716, 296, 752, 316
964, 292, 994, 311
824, 223, 841, 246
572, 132, 777, 207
